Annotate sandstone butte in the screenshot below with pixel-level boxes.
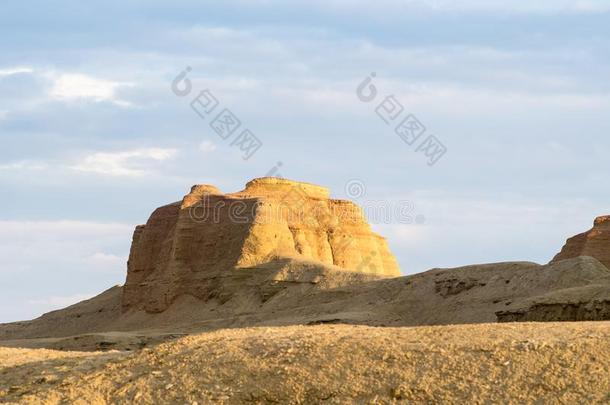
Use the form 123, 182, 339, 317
551, 215, 610, 269
123, 177, 400, 313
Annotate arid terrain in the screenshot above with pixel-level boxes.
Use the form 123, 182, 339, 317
2, 323, 609, 404
1, 178, 609, 403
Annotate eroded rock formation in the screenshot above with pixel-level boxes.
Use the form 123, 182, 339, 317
551, 215, 610, 269
122, 178, 400, 312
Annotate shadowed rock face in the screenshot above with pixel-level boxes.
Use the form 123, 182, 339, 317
497, 299, 610, 322
122, 178, 400, 313
551, 215, 610, 269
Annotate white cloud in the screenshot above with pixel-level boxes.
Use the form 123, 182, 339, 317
0, 160, 47, 171
0, 220, 133, 238
373, 193, 604, 275
48, 73, 134, 107
88, 252, 126, 266
385, 224, 428, 244
70, 147, 178, 176
236, 0, 610, 14
89, 252, 125, 261
0, 220, 130, 322
415, 0, 610, 13
0, 66, 34, 77
0, 220, 133, 275
199, 140, 217, 153
171, 33, 607, 117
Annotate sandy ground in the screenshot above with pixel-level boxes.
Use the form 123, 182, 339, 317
1, 322, 609, 404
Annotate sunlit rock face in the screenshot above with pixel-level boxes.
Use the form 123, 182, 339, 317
122, 178, 401, 313
551, 215, 610, 270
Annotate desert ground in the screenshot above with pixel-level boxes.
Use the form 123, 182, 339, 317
2, 322, 609, 404
2, 180, 609, 404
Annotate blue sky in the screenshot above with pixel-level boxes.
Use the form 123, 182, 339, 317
1, 0, 609, 322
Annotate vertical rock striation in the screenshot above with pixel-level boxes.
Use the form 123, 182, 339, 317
122, 178, 401, 312
551, 215, 610, 269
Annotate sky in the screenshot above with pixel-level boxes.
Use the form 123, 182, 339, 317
1, 0, 609, 322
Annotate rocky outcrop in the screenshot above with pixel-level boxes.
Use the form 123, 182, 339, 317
6, 256, 610, 345
8, 190, 610, 345
496, 284, 610, 322
505, 215, 610, 322
497, 299, 610, 322
551, 215, 610, 269
122, 178, 400, 313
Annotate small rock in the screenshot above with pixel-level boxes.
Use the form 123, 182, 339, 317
391, 386, 405, 399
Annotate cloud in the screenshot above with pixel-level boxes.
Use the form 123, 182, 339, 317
89, 252, 126, 263
0, 217, 130, 322
1, 1, 609, 324
373, 192, 604, 275
87, 252, 127, 272
70, 147, 178, 176
232, 0, 610, 14
0, 66, 34, 77
161, 24, 609, 117
199, 140, 217, 153
0, 160, 47, 170
48, 73, 134, 107
411, 0, 610, 13
0, 219, 131, 322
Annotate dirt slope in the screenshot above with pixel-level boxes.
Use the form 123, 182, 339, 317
2, 256, 610, 351
1, 322, 609, 404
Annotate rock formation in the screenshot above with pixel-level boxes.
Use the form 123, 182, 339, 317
4, 190, 610, 348
551, 215, 610, 269
497, 217, 610, 322
122, 177, 400, 313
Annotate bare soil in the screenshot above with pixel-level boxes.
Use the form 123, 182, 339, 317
1, 322, 609, 404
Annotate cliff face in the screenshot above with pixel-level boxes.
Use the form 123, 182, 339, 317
551, 215, 610, 269
122, 178, 400, 313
